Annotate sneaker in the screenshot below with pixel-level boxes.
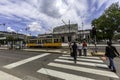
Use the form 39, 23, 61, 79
112, 70, 116, 73
108, 66, 111, 69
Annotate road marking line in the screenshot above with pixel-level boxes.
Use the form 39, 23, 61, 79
3, 53, 50, 69
59, 56, 103, 63
37, 68, 94, 80
0, 70, 22, 80
62, 55, 100, 59
48, 63, 119, 79
54, 59, 108, 68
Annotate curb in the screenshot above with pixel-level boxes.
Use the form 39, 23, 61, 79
22, 49, 69, 54
91, 52, 105, 56
0, 48, 8, 50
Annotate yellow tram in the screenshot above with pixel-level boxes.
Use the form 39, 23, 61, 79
26, 37, 62, 48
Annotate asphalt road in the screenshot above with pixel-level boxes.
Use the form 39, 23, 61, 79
0, 49, 120, 80
88, 45, 120, 52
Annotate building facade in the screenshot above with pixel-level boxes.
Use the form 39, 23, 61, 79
0, 31, 26, 45
53, 24, 78, 42
38, 24, 91, 43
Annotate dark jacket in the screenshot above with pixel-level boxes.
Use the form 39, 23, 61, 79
105, 46, 119, 58
72, 43, 77, 57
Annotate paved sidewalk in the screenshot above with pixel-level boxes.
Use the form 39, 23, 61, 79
91, 52, 105, 56
23, 48, 69, 54
0, 47, 8, 50
23, 48, 95, 56
0, 46, 105, 56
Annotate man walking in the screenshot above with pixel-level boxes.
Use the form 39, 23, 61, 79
105, 41, 120, 73
72, 42, 77, 63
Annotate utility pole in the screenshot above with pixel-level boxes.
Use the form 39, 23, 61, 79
62, 20, 71, 42
68, 20, 70, 42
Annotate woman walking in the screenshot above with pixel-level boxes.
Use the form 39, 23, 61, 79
82, 41, 87, 56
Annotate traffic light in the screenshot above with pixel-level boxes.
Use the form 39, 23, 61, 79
92, 27, 96, 37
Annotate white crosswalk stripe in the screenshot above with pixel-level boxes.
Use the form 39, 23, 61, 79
54, 59, 108, 68
63, 55, 100, 59
0, 70, 22, 80
37, 54, 119, 80
37, 68, 95, 80
3, 53, 50, 69
59, 56, 104, 63
48, 62, 119, 78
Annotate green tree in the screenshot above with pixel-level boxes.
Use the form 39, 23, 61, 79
92, 2, 120, 41
113, 33, 120, 40
6, 36, 14, 41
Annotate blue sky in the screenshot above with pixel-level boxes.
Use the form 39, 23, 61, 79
0, 0, 119, 36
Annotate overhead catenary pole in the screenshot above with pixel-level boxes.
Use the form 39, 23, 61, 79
68, 20, 70, 42
62, 19, 71, 42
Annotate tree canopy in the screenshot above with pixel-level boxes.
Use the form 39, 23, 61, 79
91, 2, 120, 41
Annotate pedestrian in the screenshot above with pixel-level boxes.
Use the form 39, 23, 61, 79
105, 41, 120, 73
72, 42, 77, 63
82, 41, 87, 56
69, 42, 72, 54
78, 43, 82, 56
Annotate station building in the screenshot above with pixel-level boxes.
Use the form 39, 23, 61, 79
38, 24, 91, 43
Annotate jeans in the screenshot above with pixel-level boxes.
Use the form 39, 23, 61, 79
73, 56, 77, 63
108, 57, 116, 70
83, 49, 87, 56
78, 49, 82, 56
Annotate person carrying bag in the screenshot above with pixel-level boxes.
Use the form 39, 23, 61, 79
105, 41, 120, 73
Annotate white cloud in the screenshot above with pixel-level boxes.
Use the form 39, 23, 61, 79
7, 27, 15, 32
28, 22, 42, 32
0, 0, 120, 35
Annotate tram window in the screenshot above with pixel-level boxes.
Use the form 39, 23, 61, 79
29, 40, 37, 43
46, 39, 52, 43
42, 40, 46, 43
38, 40, 42, 44
54, 39, 59, 43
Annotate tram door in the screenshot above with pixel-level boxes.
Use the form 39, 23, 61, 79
68, 36, 71, 42
61, 37, 64, 42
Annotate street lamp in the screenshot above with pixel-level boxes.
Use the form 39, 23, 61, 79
0, 23, 6, 45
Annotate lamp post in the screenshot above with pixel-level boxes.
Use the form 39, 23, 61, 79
0, 23, 6, 45
82, 22, 84, 40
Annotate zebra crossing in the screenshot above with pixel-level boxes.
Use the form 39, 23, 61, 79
37, 54, 119, 80
1, 53, 120, 80
0, 70, 22, 80
3, 53, 50, 69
